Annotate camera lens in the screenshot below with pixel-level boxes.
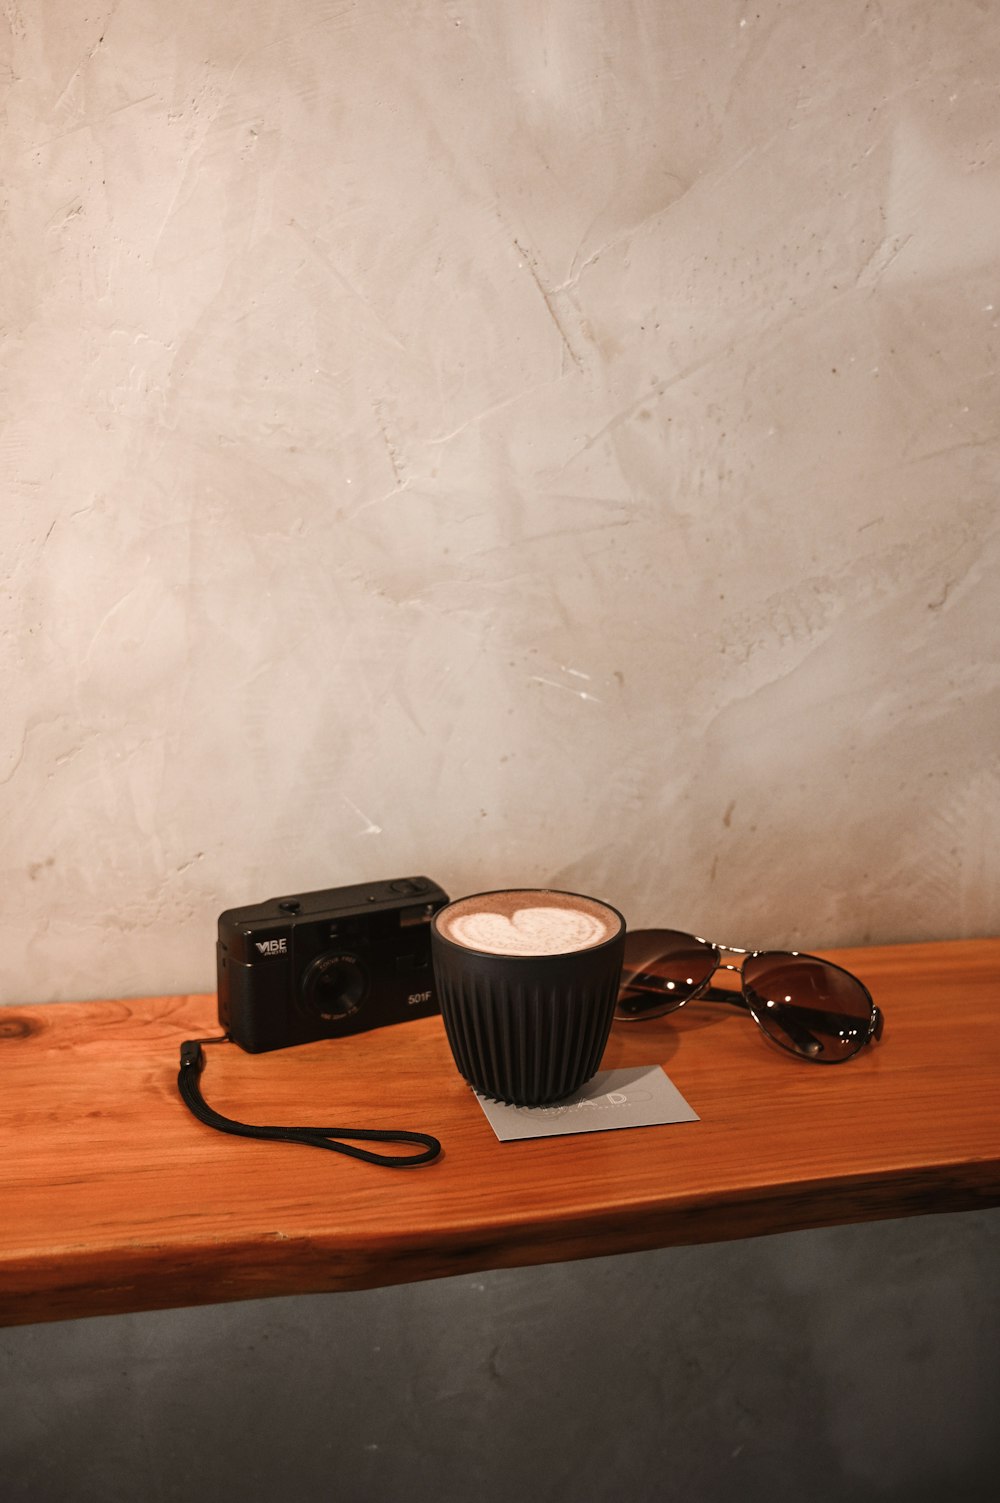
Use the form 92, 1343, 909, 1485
301, 952, 368, 1022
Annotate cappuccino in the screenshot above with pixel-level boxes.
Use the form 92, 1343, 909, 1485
435, 889, 621, 957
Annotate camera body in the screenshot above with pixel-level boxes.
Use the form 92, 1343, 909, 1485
217, 876, 449, 1052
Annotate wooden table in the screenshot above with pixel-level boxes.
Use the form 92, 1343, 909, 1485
1, 938, 997, 1327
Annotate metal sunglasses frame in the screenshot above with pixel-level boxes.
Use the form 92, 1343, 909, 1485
614, 928, 885, 1063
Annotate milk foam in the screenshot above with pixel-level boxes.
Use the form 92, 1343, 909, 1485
437, 890, 619, 956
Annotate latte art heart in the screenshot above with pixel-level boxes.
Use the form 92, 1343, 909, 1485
448, 905, 611, 956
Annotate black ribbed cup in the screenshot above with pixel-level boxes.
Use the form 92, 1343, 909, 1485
431, 890, 626, 1106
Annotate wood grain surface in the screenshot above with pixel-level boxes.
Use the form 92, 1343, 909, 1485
1, 938, 998, 1327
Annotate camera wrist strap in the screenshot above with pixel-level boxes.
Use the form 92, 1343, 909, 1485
178, 1039, 442, 1168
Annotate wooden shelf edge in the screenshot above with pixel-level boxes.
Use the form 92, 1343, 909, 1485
3, 1160, 996, 1328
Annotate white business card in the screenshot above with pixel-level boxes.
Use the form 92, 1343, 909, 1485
475, 1065, 700, 1142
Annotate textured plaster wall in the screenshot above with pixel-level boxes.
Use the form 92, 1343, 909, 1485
2, 0, 999, 1005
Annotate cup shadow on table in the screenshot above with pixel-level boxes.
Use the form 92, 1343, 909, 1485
602, 998, 736, 1072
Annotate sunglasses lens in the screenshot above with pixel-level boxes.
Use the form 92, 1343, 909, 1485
742, 952, 874, 1061
615, 930, 718, 1021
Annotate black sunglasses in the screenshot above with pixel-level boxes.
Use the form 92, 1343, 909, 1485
615, 928, 884, 1063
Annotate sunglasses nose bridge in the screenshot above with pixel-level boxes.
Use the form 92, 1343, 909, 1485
708, 959, 747, 1001
700, 939, 750, 984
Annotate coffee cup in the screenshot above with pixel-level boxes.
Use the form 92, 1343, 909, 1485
431, 888, 627, 1106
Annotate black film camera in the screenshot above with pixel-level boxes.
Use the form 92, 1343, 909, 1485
216, 877, 449, 1052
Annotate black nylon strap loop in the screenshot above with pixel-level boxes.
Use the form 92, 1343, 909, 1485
178, 1040, 442, 1168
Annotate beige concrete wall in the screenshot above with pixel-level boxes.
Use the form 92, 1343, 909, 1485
2, 0, 998, 1003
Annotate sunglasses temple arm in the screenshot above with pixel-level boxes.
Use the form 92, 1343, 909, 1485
621, 973, 881, 1054
703, 989, 824, 1058
701, 984, 752, 1009
751, 999, 873, 1056
619, 979, 753, 1010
